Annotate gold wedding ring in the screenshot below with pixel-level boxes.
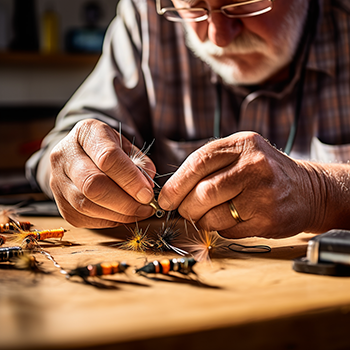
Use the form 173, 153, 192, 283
228, 200, 243, 223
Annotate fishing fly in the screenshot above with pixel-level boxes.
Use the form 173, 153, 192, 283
0, 246, 24, 262
0, 210, 32, 233
10, 219, 32, 231
10, 227, 66, 244
0, 245, 45, 273
135, 257, 197, 275
185, 228, 224, 262
117, 222, 152, 252
20, 235, 67, 274
65, 261, 130, 281
150, 211, 188, 256
182, 218, 225, 262
184, 219, 270, 261
13, 253, 44, 273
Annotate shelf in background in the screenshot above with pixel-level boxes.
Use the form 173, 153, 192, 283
0, 51, 100, 67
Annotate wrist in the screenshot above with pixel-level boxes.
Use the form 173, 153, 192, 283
298, 161, 350, 233
297, 161, 327, 233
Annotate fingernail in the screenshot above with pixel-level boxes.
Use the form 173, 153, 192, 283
136, 188, 154, 204
158, 194, 172, 211
136, 205, 154, 217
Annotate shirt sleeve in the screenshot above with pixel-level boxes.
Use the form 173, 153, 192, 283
25, 0, 151, 197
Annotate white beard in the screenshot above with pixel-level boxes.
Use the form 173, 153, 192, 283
183, 1, 310, 86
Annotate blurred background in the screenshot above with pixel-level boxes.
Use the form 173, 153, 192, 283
0, 0, 119, 196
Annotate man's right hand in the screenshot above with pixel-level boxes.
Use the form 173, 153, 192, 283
49, 119, 156, 228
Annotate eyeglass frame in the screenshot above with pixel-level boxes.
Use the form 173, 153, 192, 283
156, 0, 275, 22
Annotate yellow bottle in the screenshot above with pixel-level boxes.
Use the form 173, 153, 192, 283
42, 3, 59, 54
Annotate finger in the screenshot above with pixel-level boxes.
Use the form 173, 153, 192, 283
215, 199, 294, 240
50, 151, 154, 219
218, 218, 286, 240
121, 136, 159, 188
194, 195, 275, 238
195, 201, 244, 232
176, 163, 245, 221
62, 183, 154, 222
64, 155, 154, 217
51, 175, 153, 226
76, 120, 156, 204
53, 191, 122, 229
158, 135, 242, 210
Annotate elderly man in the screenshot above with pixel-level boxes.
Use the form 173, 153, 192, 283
27, 0, 350, 239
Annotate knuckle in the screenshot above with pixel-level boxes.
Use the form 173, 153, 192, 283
80, 172, 108, 202
240, 131, 263, 147
244, 151, 275, 186
165, 180, 185, 199
78, 174, 141, 216
187, 148, 211, 177
196, 179, 220, 204
95, 147, 120, 173
168, 150, 212, 198
95, 149, 143, 191
254, 153, 272, 173
75, 119, 100, 137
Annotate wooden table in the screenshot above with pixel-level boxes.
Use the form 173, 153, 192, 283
1, 215, 350, 350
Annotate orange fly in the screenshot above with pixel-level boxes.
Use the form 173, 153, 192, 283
65, 261, 130, 281
135, 257, 197, 275
10, 227, 66, 244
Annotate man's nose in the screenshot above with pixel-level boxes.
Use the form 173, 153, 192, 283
207, 13, 242, 47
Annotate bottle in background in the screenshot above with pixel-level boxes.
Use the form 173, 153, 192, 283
41, 1, 60, 54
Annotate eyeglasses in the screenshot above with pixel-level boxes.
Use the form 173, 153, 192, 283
156, 0, 274, 22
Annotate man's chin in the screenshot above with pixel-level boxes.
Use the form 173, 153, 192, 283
205, 55, 276, 86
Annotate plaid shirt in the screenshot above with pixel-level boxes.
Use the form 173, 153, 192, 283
27, 0, 350, 193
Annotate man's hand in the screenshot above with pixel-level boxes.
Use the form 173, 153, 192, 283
158, 132, 327, 239
49, 119, 155, 228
